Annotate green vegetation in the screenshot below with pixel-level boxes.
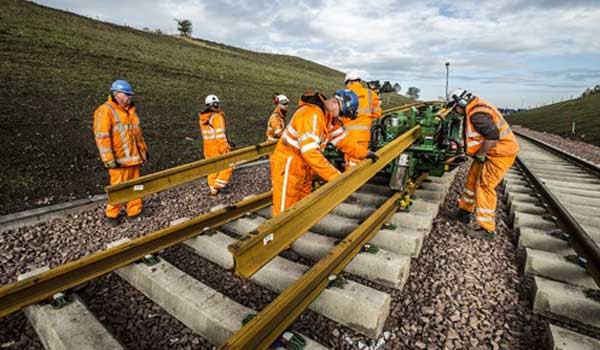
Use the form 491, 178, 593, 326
0, 0, 410, 214
507, 94, 600, 146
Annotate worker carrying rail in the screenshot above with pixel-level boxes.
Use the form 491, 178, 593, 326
199, 94, 233, 196
266, 93, 290, 141
447, 89, 519, 240
93, 80, 148, 226
341, 71, 382, 168
270, 90, 379, 216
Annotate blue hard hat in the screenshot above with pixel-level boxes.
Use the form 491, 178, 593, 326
110, 80, 134, 96
335, 89, 358, 119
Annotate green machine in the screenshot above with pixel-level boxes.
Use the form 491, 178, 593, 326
325, 103, 466, 191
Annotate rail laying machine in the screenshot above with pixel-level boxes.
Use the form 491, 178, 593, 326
326, 102, 466, 191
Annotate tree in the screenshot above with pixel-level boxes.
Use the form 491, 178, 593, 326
175, 19, 192, 36
407, 87, 420, 100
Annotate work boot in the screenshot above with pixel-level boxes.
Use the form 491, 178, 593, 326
447, 208, 472, 224
466, 225, 495, 240
209, 188, 220, 196
105, 217, 119, 227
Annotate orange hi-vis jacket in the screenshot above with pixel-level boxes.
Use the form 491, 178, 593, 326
266, 106, 286, 141
465, 98, 519, 157
199, 109, 230, 157
271, 94, 369, 215
341, 81, 382, 143
93, 96, 147, 167
277, 98, 368, 181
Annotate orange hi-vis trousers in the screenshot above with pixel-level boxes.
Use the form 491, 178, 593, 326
106, 166, 142, 218
270, 152, 314, 216
458, 155, 516, 232
207, 168, 233, 191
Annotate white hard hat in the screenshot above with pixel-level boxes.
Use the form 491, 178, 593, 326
344, 71, 361, 83
205, 94, 220, 105
447, 88, 470, 108
275, 94, 289, 105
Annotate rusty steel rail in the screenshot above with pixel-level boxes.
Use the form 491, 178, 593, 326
0, 192, 272, 318
106, 141, 276, 205
220, 173, 428, 350
228, 125, 423, 278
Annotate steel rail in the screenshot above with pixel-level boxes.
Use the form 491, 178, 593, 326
228, 126, 422, 278
106, 141, 277, 205
515, 157, 600, 286
0, 192, 272, 318
220, 173, 428, 350
513, 130, 600, 178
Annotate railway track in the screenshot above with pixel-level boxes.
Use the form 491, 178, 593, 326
2, 102, 463, 349
503, 131, 600, 348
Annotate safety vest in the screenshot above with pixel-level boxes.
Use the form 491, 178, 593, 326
266, 106, 286, 141
464, 98, 519, 157
199, 110, 227, 142
342, 82, 382, 140
93, 98, 147, 167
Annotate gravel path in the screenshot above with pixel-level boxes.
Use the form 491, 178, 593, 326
1, 162, 548, 350
0, 166, 271, 286
378, 163, 547, 350
513, 126, 600, 165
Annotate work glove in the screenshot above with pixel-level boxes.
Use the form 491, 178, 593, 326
104, 160, 118, 169
366, 151, 379, 163
143, 151, 149, 162
475, 153, 487, 163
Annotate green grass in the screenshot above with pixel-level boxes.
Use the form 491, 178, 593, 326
507, 94, 600, 146
0, 0, 410, 214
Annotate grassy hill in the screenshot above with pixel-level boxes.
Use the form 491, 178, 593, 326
0, 0, 411, 215
507, 94, 600, 146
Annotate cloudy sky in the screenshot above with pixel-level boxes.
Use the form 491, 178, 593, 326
38, 0, 600, 108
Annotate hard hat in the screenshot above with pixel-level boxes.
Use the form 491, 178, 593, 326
205, 94, 220, 106
335, 89, 359, 119
110, 80, 134, 96
447, 88, 471, 108
274, 94, 289, 105
344, 71, 361, 84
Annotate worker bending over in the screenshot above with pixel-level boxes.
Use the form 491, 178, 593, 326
448, 89, 519, 240
93, 80, 148, 226
270, 90, 378, 216
199, 94, 233, 196
266, 93, 290, 141
341, 72, 382, 167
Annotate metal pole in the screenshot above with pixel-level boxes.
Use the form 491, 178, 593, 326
445, 61, 450, 101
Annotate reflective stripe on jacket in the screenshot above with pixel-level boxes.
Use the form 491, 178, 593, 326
341, 81, 382, 142
276, 100, 368, 182
266, 106, 286, 141
465, 97, 519, 157
93, 97, 147, 166
199, 110, 229, 157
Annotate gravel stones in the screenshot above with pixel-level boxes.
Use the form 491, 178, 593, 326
0, 166, 271, 286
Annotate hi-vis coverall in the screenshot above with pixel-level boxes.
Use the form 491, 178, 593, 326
93, 97, 148, 218
341, 81, 382, 167
199, 109, 232, 193
270, 94, 369, 216
266, 106, 286, 142
458, 98, 519, 232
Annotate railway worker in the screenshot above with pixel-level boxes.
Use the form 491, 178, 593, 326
341, 71, 382, 168
199, 94, 233, 196
266, 93, 290, 142
447, 89, 519, 240
270, 90, 379, 216
93, 80, 148, 227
